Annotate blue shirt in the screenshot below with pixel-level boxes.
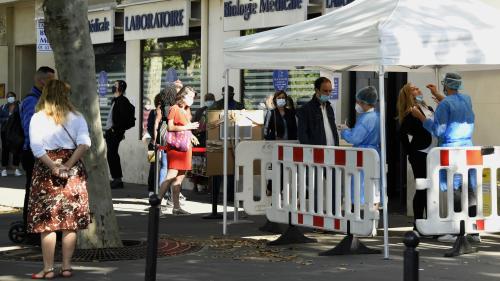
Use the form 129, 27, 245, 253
20, 86, 42, 150
341, 110, 380, 153
423, 93, 474, 147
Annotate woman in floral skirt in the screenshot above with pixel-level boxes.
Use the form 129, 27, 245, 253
27, 79, 91, 279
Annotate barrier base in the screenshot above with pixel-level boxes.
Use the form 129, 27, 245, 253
444, 234, 477, 257
259, 219, 283, 234
268, 225, 317, 245
319, 234, 381, 256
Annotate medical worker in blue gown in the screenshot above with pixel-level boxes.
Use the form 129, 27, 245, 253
341, 86, 381, 207
411, 72, 479, 242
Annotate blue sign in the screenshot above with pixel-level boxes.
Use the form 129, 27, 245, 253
272, 70, 289, 91
98, 71, 108, 97
330, 76, 340, 100
165, 68, 178, 83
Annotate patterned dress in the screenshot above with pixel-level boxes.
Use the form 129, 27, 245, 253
26, 149, 90, 233
167, 105, 192, 171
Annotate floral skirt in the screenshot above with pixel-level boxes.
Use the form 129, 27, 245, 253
26, 149, 90, 233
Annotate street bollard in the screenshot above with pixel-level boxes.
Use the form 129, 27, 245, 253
403, 231, 420, 281
145, 147, 162, 281
203, 177, 222, 219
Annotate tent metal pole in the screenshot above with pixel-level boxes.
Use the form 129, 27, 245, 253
434, 66, 441, 93
378, 65, 390, 259
223, 69, 229, 235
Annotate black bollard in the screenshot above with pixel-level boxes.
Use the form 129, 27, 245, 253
403, 231, 420, 281
145, 194, 161, 281
203, 176, 222, 219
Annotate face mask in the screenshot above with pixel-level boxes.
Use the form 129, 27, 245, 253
318, 95, 329, 103
111, 85, 117, 94
355, 103, 364, 113
7, 97, 15, 103
276, 98, 286, 108
415, 95, 424, 103
184, 97, 194, 107
205, 100, 214, 108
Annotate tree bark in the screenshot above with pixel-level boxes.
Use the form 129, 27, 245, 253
43, 0, 122, 249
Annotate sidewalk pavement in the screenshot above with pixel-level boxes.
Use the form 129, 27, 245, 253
1, 175, 500, 280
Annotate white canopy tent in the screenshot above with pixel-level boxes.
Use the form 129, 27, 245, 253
221, 0, 500, 259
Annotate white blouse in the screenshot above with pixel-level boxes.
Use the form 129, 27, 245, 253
29, 111, 92, 158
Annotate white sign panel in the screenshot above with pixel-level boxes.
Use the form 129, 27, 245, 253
323, 0, 354, 14
223, 0, 308, 32
36, 19, 52, 53
88, 10, 114, 44
124, 0, 190, 41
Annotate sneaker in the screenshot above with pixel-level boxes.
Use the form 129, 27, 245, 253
438, 234, 457, 243
172, 208, 190, 215
160, 205, 170, 216
1, 169, 7, 177
179, 193, 187, 201
14, 169, 22, 176
148, 191, 155, 198
467, 234, 482, 243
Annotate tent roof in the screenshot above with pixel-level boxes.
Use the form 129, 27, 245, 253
223, 0, 500, 71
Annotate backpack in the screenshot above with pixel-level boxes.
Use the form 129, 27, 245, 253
146, 109, 156, 137
122, 97, 136, 130
3, 110, 24, 151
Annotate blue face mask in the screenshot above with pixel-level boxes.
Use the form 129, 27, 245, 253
318, 95, 329, 103
415, 95, 424, 103
205, 100, 214, 108
276, 98, 286, 108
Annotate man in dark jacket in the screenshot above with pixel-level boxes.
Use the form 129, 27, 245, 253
105, 80, 131, 189
19, 66, 55, 241
297, 77, 339, 146
212, 86, 245, 110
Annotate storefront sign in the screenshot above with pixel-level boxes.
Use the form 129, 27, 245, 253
223, 0, 308, 31
88, 10, 114, 44
98, 71, 108, 97
330, 73, 341, 100
124, 0, 190, 41
272, 70, 288, 91
36, 19, 52, 53
323, 0, 354, 14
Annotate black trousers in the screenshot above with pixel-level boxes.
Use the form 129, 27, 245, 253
408, 151, 428, 221
21, 149, 35, 226
105, 129, 124, 179
1, 131, 21, 167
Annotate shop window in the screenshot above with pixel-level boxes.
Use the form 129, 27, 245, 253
141, 30, 201, 137
94, 40, 126, 130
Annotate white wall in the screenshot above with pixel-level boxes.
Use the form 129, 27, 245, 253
13, 4, 35, 45
208, 0, 240, 100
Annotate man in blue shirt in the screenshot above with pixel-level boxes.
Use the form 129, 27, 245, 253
19, 66, 55, 230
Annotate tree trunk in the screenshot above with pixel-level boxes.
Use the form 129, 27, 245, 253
43, 0, 122, 249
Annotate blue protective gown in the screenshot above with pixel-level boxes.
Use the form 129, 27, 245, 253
341, 110, 380, 204
423, 93, 476, 192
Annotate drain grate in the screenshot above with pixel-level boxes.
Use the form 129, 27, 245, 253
0, 239, 202, 262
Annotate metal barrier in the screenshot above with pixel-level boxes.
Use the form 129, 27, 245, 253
416, 146, 500, 256
265, 143, 381, 254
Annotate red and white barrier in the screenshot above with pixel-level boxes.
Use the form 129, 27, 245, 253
416, 147, 500, 236
265, 143, 381, 237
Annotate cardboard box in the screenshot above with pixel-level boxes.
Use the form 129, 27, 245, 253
206, 110, 264, 176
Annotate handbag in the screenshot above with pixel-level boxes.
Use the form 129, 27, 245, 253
166, 130, 192, 152
159, 121, 168, 146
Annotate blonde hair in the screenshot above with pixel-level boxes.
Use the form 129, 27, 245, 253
397, 83, 426, 124
36, 79, 77, 125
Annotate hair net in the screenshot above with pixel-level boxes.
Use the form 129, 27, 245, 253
356, 86, 378, 105
442, 72, 463, 90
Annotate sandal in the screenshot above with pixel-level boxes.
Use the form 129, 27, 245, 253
59, 268, 73, 278
31, 267, 55, 279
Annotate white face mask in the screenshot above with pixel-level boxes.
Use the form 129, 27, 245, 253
7, 97, 15, 103
183, 97, 194, 107
205, 100, 214, 108
355, 103, 364, 113
276, 98, 286, 108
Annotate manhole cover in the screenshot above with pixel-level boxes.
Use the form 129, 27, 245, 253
0, 239, 202, 262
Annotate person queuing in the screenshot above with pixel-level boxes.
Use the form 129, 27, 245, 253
264, 90, 298, 141
27, 80, 91, 279
192, 93, 216, 147
411, 72, 479, 243
397, 83, 438, 234
1, 92, 23, 177
157, 86, 199, 215
212, 85, 245, 110
340, 86, 381, 206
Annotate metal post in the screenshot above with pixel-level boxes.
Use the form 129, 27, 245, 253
233, 123, 239, 223
378, 65, 390, 259
145, 146, 161, 281
223, 69, 229, 235
403, 231, 420, 281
